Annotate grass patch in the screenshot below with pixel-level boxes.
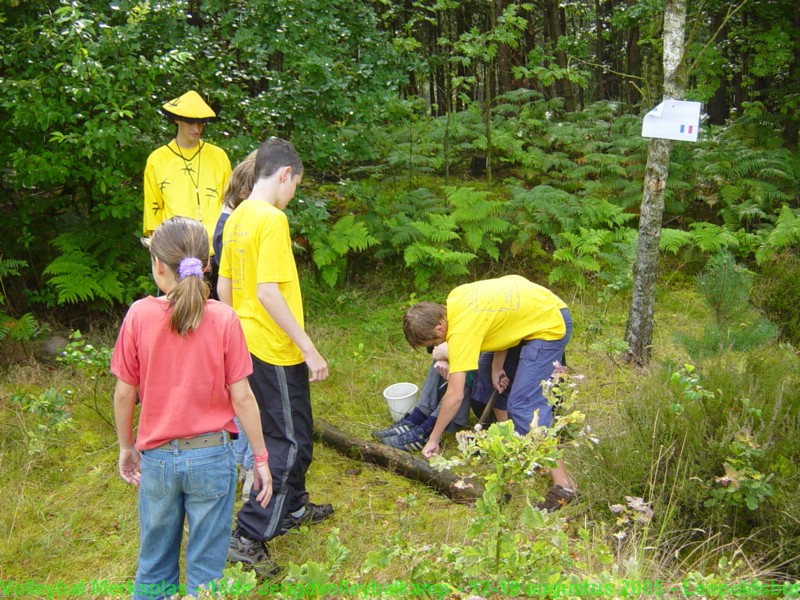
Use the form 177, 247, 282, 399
2, 269, 798, 595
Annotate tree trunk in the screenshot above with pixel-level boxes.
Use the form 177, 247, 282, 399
313, 419, 484, 503
624, 0, 686, 366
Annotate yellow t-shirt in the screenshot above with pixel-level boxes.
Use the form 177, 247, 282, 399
143, 140, 232, 252
446, 275, 567, 374
218, 199, 304, 366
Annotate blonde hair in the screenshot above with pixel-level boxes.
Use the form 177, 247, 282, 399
149, 217, 210, 336
222, 150, 258, 210
403, 302, 447, 347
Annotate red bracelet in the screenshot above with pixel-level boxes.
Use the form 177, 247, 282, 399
253, 451, 268, 463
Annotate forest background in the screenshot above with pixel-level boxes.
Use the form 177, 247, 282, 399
2, 0, 800, 596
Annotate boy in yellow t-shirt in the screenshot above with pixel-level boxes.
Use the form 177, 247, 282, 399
218, 138, 331, 577
402, 274, 577, 512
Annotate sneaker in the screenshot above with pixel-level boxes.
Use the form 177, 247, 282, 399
382, 425, 428, 452
241, 469, 254, 503
371, 419, 414, 440
536, 485, 579, 512
227, 533, 280, 578
279, 497, 334, 534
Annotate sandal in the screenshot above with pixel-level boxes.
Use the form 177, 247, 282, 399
536, 485, 579, 512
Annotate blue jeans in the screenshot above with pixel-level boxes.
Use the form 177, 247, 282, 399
233, 417, 254, 469
416, 362, 472, 431
475, 308, 572, 434
134, 442, 236, 600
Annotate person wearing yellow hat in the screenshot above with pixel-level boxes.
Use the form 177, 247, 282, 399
143, 90, 232, 297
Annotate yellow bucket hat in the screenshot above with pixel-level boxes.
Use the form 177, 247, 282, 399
161, 90, 217, 123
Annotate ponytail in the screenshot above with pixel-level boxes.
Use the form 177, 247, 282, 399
149, 217, 211, 336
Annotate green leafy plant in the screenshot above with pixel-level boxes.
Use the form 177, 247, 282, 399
705, 428, 775, 511
57, 330, 114, 429
668, 363, 716, 415
10, 388, 75, 455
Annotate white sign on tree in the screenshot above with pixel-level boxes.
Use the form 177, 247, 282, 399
642, 99, 702, 142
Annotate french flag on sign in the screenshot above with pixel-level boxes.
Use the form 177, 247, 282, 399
679, 124, 694, 134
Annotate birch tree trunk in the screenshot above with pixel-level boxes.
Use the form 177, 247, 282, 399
623, 0, 686, 366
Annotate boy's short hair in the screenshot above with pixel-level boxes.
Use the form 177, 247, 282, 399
403, 302, 447, 347
255, 137, 303, 180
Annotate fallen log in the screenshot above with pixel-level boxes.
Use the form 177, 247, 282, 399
313, 418, 484, 503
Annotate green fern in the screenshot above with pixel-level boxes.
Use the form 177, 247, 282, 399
688, 223, 739, 254
660, 228, 694, 255
446, 186, 510, 259
0, 257, 28, 278
755, 205, 800, 264
43, 249, 126, 304
0, 256, 45, 347
403, 244, 475, 290
308, 215, 378, 288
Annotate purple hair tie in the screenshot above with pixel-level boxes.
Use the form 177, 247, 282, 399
177, 257, 204, 281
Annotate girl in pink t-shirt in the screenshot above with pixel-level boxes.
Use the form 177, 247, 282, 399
112, 216, 272, 599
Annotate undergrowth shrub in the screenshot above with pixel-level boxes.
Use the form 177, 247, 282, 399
751, 250, 800, 345
585, 352, 800, 577
676, 252, 777, 359
9, 387, 75, 455
1, 256, 48, 360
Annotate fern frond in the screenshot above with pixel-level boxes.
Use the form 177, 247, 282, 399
43, 250, 125, 304
327, 215, 379, 254
688, 223, 739, 254
660, 228, 693, 255
411, 214, 461, 244
0, 257, 29, 277
7, 313, 41, 341
756, 205, 800, 264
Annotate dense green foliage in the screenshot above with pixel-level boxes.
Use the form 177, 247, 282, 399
1, 0, 799, 318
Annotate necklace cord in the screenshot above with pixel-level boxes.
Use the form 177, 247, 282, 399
169, 140, 204, 222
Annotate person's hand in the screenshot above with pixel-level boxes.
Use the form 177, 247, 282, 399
492, 368, 509, 394
118, 447, 141, 486
431, 342, 448, 361
251, 462, 273, 508
303, 347, 329, 383
434, 360, 449, 379
422, 438, 440, 459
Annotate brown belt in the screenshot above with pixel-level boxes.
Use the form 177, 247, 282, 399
155, 431, 230, 451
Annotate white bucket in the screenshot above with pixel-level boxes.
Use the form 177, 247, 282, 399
382, 382, 419, 421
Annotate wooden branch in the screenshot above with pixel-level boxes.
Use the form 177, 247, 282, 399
313, 418, 483, 503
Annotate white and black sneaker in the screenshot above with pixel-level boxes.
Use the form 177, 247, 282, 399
371, 419, 414, 440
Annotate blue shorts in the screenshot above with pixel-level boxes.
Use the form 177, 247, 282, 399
472, 308, 572, 434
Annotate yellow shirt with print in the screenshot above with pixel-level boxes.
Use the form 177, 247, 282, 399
143, 140, 231, 252
446, 275, 567, 374
218, 199, 304, 366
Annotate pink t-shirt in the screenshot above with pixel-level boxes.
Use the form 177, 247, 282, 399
111, 296, 253, 450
